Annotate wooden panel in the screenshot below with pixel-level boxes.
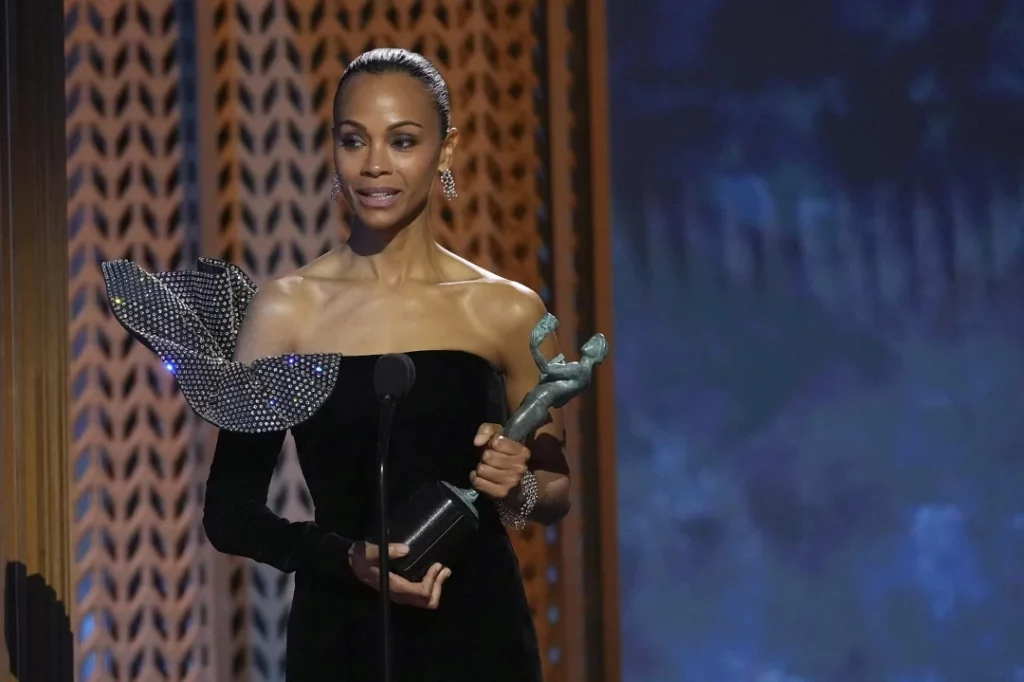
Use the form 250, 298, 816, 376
579, 0, 621, 678
64, 1, 210, 680
542, 2, 619, 679
0, 0, 73, 679
541, 1, 583, 678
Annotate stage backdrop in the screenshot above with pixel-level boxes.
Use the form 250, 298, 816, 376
64, 1, 616, 681
609, 1, 1024, 680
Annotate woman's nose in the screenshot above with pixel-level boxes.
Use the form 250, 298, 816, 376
361, 141, 391, 176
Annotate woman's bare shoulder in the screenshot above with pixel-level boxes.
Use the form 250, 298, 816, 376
436, 249, 547, 334
234, 268, 328, 361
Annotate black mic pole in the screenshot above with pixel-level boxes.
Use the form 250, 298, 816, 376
376, 393, 396, 682
373, 354, 415, 682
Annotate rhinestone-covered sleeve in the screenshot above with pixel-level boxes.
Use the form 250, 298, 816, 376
101, 259, 342, 433
202, 428, 352, 578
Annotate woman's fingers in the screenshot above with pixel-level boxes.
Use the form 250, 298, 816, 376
473, 423, 501, 447
428, 568, 451, 609
362, 542, 409, 562
361, 565, 381, 585
357, 560, 450, 610
408, 563, 441, 598
390, 563, 445, 608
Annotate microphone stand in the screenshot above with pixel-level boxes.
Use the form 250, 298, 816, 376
376, 394, 397, 682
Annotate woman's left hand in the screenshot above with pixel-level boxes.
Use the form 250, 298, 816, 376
469, 423, 531, 501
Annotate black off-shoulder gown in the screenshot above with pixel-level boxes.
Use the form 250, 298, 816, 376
202, 351, 543, 681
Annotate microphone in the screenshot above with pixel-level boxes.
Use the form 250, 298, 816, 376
374, 353, 416, 401
372, 353, 415, 682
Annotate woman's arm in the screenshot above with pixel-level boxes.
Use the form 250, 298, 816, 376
201, 278, 353, 577
498, 288, 572, 525
203, 429, 352, 577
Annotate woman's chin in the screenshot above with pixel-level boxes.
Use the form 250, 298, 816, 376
351, 207, 413, 232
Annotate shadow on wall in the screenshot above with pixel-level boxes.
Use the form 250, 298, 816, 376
4, 562, 74, 681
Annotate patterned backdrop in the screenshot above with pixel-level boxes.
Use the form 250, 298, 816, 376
64, 1, 610, 680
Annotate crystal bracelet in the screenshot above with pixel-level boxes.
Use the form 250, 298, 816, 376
495, 470, 540, 530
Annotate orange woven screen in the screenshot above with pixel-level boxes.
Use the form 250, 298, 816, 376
66, 1, 597, 680
66, 0, 210, 680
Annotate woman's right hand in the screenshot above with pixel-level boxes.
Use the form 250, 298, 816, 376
347, 541, 452, 609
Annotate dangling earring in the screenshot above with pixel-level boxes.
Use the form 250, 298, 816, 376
331, 174, 341, 201
440, 168, 457, 201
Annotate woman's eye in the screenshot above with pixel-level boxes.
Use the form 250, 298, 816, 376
338, 136, 364, 149
392, 136, 417, 149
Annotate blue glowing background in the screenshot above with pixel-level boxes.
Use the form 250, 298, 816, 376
608, 1, 1024, 680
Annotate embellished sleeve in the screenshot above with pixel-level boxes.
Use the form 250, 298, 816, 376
100, 258, 341, 432
101, 258, 353, 574
202, 429, 352, 577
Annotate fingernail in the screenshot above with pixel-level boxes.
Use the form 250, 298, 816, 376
474, 435, 487, 446
397, 544, 409, 556
443, 569, 452, 579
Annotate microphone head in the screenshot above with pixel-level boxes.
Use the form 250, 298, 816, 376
374, 353, 416, 400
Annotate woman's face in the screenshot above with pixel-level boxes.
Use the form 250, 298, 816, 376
332, 73, 456, 231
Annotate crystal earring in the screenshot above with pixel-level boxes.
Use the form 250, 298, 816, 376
331, 174, 341, 201
440, 168, 457, 201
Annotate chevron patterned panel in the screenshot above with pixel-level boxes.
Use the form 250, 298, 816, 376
66, 1, 212, 681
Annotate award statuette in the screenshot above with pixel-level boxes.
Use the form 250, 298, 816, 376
383, 313, 610, 582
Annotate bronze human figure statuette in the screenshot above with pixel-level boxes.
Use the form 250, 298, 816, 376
502, 313, 610, 443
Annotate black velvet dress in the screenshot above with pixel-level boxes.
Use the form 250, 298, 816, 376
201, 351, 544, 682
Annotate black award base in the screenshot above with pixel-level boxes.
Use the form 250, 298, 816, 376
376, 480, 480, 582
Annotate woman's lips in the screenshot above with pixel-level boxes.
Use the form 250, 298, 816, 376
355, 188, 401, 209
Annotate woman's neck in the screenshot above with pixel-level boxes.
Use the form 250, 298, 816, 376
342, 213, 441, 285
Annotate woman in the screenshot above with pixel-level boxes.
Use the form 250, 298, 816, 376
200, 48, 569, 680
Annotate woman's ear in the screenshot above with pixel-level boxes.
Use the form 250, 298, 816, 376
439, 127, 460, 171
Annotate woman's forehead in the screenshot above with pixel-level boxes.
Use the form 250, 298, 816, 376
335, 73, 437, 127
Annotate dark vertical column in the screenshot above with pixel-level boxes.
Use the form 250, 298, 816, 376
176, 0, 203, 264
542, 0, 620, 680
572, 1, 620, 678
0, 0, 73, 679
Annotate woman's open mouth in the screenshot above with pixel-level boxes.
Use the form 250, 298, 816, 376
355, 187, 402, 209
